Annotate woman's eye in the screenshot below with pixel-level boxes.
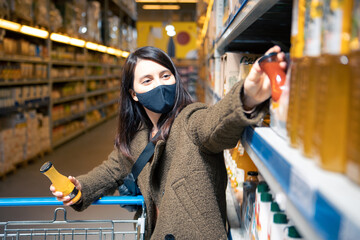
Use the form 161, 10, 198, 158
142, 79, 151, 84
162, 74, 171, 79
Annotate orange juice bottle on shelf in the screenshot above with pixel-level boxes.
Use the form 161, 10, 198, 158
346, 1, 360, 185
40, 162, 82, 203
313, 0, 353, 172
233, 142, 258, 180
298, 0, 324, 158
287, 0, 306, 148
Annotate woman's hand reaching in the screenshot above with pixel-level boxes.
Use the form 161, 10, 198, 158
50, 176, 82, 206
242, 45, 287, 110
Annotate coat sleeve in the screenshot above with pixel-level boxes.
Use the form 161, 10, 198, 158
183, 80, 269, 154
71, 147, 132, 211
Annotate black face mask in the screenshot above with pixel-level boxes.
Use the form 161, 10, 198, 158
135, 83, 176, 113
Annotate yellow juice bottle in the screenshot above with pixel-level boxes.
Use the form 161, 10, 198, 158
299, 0, 324, 158
287, 0, 306, 148
297, 56, 311, 153
40, 162, 82, 203
315, 0, 353, 172
346, 1, 360, 184
312, 56, 328, 164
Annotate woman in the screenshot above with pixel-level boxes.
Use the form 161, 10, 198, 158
51, 45, 286, 239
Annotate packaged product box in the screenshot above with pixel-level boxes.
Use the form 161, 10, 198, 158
11, 0, 34, 23
221, 52, 259, 96
34, 0, 48, 28
87, 1, 101, 42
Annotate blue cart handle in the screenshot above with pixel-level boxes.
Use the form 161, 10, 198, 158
0, 196, 145, 207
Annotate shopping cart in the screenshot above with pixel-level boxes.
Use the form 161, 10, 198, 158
0, 196, 146, 240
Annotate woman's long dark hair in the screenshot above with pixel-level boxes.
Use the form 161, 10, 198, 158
115, 46, 193, 159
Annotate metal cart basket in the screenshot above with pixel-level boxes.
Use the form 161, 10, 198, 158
0, 196, 146, 240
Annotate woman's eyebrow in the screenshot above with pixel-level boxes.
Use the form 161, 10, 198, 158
139, 70, 170, 80
139, 74, 152, 81
159, 70, 171, 75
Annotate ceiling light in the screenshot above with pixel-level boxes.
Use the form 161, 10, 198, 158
69, 38, 86, 47
114, 49, 123, 57
97, 45, 108, 53
107, 47, 116, 55
0, 19, 21, 31
50, 33, 70, 44
122, 51, 130, 58
167, 30, 176, 37
142, 5, 180, 10
86, 42, 99, 50
20, 25, 49, 39
165, 25, 175, 32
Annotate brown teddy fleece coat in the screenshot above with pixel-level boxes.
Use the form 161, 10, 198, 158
72, 81, 268, 239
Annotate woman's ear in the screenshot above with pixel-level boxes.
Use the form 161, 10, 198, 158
129, 89, 138, 101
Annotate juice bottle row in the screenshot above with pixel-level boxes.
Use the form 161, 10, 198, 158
270, 0, 360, 184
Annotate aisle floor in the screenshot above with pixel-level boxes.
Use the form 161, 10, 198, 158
0, 117, 134, 223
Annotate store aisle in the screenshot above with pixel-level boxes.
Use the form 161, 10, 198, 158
0, 117, 134, 222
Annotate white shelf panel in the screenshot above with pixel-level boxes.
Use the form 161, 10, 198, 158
216, 0, 279, 51
242, 127, 360, 240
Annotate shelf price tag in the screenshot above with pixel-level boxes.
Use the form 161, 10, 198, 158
289, 168, 316, 218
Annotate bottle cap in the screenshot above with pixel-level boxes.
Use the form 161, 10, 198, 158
40, 161, 53, 173
273, 213, 288, 224
260, 192, 272, 202
288, 226, 302, 238
257, 182, 269, 193
271, 202, 281, 212
247, 171, 258, 176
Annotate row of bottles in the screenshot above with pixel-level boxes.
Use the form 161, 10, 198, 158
224, 145, 302, 239
285, 0, 360, 184
242, 178, 302, 240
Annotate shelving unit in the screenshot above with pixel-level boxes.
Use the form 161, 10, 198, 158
0, 0, 137, 176
242, 127, 360, 240
198, 0, 360, 239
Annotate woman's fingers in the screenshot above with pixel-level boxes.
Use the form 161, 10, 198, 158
68, 176, 82, 191
49, 177, 80, 206
264, 45, 281, 55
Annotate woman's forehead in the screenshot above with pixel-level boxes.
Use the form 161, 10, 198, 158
134, 59, 170, 77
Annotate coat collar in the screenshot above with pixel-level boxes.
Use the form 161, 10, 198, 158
130, 127, 166, 165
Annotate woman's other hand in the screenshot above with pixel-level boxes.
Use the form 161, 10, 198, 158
242, 45, 287, 110
50, 176, 82, 206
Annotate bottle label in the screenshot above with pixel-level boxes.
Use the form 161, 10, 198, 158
305, 0, 324, 56
350, 1, 360, 50
322, 0, 352, 54
67, 187, 79, 200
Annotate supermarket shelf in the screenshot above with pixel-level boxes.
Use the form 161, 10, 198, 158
111, 0, 137, 22
52, 76, 85, 83
51, 60, 85, 66
241, 127, 360, 240
0, 79, 48, 86
52, 111, 86, 128
86, 99, 118, 113
0, 98, 50, 115
53, 127, 86, 148
87, 62, 106, 67
108, 74, 121, 79
87, 75, 109, 81
216, 0, 292, 53
52, 93, 85, 104
87, 87, 117, 98
87, 112, 117, 130
0, 55, 48, 63
108, 64, 122, 68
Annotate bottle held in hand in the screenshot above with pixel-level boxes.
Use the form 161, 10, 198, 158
40, 161, 81, 203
